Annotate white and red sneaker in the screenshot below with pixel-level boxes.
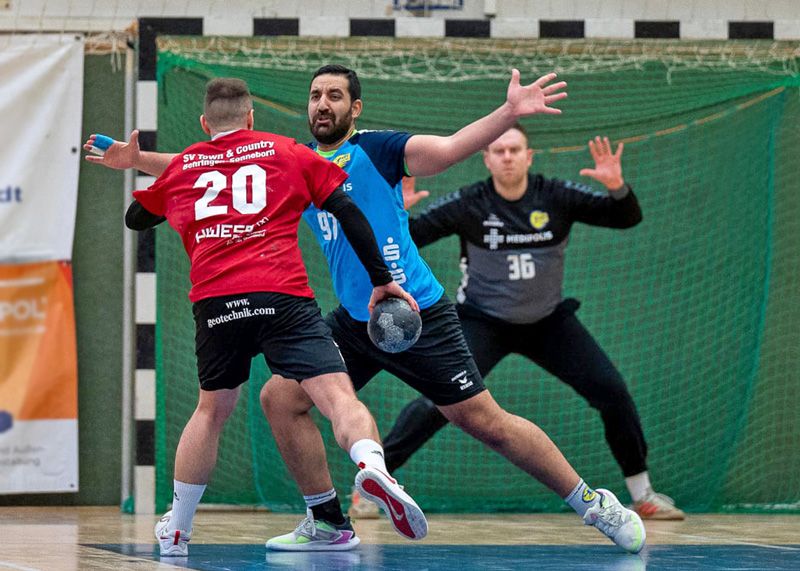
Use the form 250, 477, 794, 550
354, 464, 428, 540
154, 510, 191, 557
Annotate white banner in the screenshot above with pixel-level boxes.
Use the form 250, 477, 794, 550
0, 36, 82, 495
0, 34, 84, 262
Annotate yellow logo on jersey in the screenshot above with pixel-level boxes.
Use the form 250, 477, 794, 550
529, 210, 550, 230
333, 153, 351, 168
582, 489, 598, 503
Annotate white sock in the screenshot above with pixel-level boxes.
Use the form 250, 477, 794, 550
625, 471, 652, 502
563, 478, 601, 517
169, 480, 206, 532
349, 439, 388, 473
304, 488, 337, 508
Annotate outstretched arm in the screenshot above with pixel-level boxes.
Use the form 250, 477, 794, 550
83, 130, 175, 177
404, 70, 567, 177
408, 188, 471, 247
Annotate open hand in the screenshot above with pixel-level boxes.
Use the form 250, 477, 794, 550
579, 136, 625, 191
83, 130, 140, 170
506, 69, 568, 117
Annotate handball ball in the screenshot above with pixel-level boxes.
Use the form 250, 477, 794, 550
368, 297, 422, 353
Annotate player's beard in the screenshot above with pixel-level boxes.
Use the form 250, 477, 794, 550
309, 108, 354, 145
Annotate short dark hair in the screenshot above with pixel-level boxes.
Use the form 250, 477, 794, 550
484, 122, 529, 152
203, 78, 252, 130
311, 64, 361, 101
508, 122, 528, 141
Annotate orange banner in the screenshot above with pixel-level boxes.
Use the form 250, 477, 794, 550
0, 261, 78, 420
0, 261, 79, 493
0, 262, 78, 414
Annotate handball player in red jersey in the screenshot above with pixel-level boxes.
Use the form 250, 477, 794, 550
113, 78, 427, 556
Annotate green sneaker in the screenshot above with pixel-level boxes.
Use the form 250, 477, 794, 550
266, 508, 360, 552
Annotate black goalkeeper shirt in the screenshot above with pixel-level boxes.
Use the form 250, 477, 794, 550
409, 173, 642, 324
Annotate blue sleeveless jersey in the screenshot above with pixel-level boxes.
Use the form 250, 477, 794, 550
303, 130, 444, 321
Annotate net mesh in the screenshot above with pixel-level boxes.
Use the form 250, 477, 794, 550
153, 37, 800, 514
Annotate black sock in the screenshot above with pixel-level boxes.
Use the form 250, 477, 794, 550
311, 496, 346, 526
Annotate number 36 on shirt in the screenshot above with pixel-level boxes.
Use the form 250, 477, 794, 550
507, 252, 535, 281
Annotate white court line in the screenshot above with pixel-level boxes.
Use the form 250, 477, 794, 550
0, 561, 43, 571
0, 278, 45, 288
652, 529, 800, 551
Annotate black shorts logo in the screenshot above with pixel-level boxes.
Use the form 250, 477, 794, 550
451, 370, 474, 391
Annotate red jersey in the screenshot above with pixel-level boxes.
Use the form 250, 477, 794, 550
133, 130, 347, 302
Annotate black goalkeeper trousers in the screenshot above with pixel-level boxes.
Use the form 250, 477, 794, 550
383, 299, 649, 477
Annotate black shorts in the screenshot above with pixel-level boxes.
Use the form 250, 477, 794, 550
325, 295, 485, 406
193, 292, 347, 391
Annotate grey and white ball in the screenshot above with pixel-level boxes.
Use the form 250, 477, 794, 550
367, 297, 422, 353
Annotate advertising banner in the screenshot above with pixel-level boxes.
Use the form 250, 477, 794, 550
0, 34, 84, 261
0, 35, 83, 494
0, 261, 78, 493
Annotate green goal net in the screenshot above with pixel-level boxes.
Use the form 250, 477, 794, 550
153, 37, 800, 514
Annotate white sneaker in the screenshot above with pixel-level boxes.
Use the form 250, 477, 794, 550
347, 487, 381, 520
154, 510, 191, 557
354, 464, 428, 540
584, 489, 646, 554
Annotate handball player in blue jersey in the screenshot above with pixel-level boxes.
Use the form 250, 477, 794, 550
86, 65, 646, 554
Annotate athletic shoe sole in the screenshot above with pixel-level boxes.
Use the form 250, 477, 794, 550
266, 534, 360, 552
354, 465, 428, 540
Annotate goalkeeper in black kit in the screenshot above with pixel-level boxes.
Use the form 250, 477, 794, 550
349, 123, 685, 521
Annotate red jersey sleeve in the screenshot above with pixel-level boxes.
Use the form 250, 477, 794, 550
294, 143, 349, 208
132, 176, 168, 216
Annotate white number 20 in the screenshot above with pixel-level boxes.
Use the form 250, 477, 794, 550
507, 253, 535, 281
194, 165, 267, 221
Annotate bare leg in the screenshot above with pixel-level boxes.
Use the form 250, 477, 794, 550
174, 386, 241, 484
158, 386, 242, 553
262, 375, 429, 544
260, 375, 340, 495
439, 390, 579, 497
300, 371, 380, 449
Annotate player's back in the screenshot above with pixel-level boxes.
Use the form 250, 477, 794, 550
134, 129, 347, 302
